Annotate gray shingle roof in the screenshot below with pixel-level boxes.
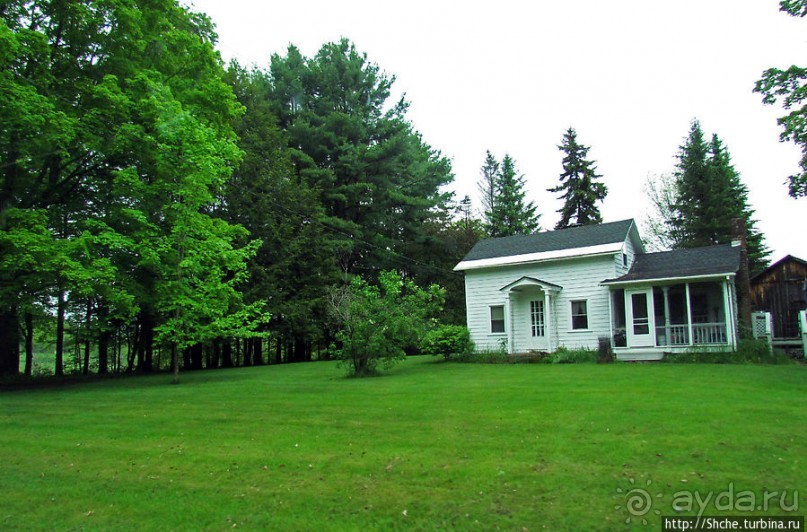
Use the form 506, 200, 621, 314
603, 244, 741, 284
461, 219, 635, 262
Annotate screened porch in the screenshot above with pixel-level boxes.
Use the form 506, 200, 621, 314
610, 280, 735, 349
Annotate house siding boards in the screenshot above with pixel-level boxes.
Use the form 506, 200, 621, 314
464, 253, 618, 352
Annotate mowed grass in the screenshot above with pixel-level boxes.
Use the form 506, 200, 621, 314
0, 358, 804, 531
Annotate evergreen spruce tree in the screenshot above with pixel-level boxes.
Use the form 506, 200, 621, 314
706, 135, 770, 275
477, 151, 500, 235
671, 120, 769, 274
672, 120, 712, 247
488, 154, 540, 237
549, 128, 607, 229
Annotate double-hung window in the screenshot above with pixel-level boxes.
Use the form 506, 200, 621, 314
571, 300, 588, 330
490, 305, 505, 333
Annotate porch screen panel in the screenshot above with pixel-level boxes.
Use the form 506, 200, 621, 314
631, 292, 650, 334
530, 300, 545, 337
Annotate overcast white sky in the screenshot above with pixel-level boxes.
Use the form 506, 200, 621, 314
189, 0, 806, 262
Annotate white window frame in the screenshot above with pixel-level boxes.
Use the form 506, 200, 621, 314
490, 305, 505, 334
570, 299, 589, 331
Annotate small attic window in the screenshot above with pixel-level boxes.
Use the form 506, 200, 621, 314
622, 253, 628, 267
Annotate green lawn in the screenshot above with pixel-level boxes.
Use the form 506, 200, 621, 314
1, 358, 804, 530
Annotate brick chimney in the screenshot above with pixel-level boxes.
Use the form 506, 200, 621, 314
732, 218, 752, 337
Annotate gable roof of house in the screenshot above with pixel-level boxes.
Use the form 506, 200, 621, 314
602, 244, 741, 285
455, 219, 640, 271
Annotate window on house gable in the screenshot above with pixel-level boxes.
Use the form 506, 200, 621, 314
571, 300, 588, 330
490, 305, 505, 333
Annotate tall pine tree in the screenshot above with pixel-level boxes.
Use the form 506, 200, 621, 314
549, 128, 607, 229
477, 151, 499, 234
266, 40, 453, 276
672, 120, 769, 274
487, 154, 540, 237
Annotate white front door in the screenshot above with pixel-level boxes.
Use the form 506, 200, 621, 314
626, 288, 655, 347
527, 298, 548, 351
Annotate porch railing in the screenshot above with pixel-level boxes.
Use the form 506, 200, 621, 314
655, 325, 689, 346
692, 323, 727, 345
654, 323, 727, 346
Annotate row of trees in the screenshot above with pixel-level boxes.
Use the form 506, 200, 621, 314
0, 2, 462, 378
476, 127, 609, 238
474, 121, 770, 276
1, 0, 267, 378
2, 0, 787, 378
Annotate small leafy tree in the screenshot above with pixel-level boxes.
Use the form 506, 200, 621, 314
328, 271, 444, 376
420, 324, 474, 360
642, 173, 680, 251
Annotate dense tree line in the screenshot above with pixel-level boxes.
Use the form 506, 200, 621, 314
0, 2, 466, 377
0, 1, 774, 378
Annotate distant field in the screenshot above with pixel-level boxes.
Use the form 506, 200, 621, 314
0, 358, 804, 530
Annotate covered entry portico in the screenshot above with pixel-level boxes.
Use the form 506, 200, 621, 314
499, 277, 562, 354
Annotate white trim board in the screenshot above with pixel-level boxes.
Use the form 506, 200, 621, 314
454, 242, 623, 271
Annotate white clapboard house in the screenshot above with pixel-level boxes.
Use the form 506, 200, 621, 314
454, 219, 742, 360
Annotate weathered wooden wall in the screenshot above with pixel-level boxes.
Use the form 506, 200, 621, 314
750, 256, 807, 338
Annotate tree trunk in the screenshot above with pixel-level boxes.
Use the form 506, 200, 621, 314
97, 305, 110, 375
221, 340, 233, 368
274, 337, 282, 364
243, 338, 253, 367
171, 343, 180, 384
253, 337, 263, 365
24, 310, 34, 376
292, 336, 306, 362
190, 343, 203, 370
182, 347, 191, 370
127, 323, 138, 372
0, 306, 20, 376
82, 300, 92, 375
211, 338, 221, 369
55, 288, 65, 376
137, 310, 155, 372
732, 219, 753, 338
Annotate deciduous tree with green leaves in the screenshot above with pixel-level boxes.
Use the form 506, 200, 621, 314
327, 271, 444, 376
755, 0, 807, 198
0, 0, 263, 376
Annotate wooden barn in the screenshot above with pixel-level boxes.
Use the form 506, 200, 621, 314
750, 255, 807, 339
